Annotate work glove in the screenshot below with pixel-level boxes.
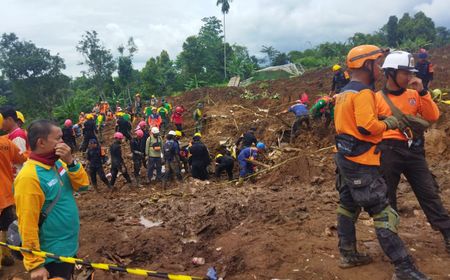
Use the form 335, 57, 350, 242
382, 115, 399, 130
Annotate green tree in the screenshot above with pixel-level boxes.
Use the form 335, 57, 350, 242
117, 37, 138, 101
0, 33, 69, 118
435, 26, 450, 47
76, 30, 116, 100
177, 17, 225, 85
384, 15, 399, 47
141, 50, 177, 96
260, 45, 280, 65
216, 0, 233, 80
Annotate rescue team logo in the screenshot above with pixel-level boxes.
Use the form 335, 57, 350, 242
408, 98, 416, 106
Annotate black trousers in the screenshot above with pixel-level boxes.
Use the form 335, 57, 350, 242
335, 153, 408, 263
89, 166, 109, 186
192, 162, 208, 180
80, 135, 97, 152
380, 141, 450, 230
215, 162, 234, 180
291, 115, 310, 139
45, 260, 74, 279
0, 205, 15, 231
110, 164, 131, 186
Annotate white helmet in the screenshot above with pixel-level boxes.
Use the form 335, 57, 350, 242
151, 127, 160, 134
382, 51, 417, 72
168, 130, 176, 136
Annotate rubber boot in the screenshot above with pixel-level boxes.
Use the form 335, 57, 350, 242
441, 229, 450, 254
236, 177, 244, 186
0, 232, 14, 267
339, 243, 372, 269
392, 257, 430, 280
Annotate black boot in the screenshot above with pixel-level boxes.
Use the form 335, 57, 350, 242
392, 257, 430, 280
339, 244, 372, 269
441, 229, 450, 254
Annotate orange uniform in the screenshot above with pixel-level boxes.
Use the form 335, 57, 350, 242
375, 89, 439, 141
334, 81, 387, 166
0, 135, 27, 210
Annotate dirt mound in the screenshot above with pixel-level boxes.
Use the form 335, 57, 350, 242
5, 46, 450, 280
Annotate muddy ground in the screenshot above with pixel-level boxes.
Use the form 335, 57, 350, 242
4, 46, 450, 280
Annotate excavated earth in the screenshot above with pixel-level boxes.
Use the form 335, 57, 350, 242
4, 46, 450, 280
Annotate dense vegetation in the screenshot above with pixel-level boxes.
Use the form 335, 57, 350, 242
0, 11, 448, 121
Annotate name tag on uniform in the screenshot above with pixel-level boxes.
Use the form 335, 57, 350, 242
48, 178, 58, 187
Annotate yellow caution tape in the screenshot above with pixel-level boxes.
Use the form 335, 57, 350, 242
0, 242, 207, 280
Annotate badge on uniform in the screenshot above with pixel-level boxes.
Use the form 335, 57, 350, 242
58, 166, 67, 176
408, 98, 416, 106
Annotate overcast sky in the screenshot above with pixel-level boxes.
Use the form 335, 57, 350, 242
2, 0, 449, 77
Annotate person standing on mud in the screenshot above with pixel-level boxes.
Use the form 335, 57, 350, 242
62, 119, 77, 152
116, 114, 132, 142
162, 131, 182, 188
334, 45, 429, 279
188, 133, 211, 180
376, 51, 450, 254
193, 102, 204, 133
110, 132, 132, 188
331, 64, 350, 94
130, 129, 145, 187
415, 48, 433, 91
80, 113, 97, 152
14, 119, 89, 280
146, 127, 163, 183
171, 106, 185, 133
86, 138, 111, 191
0, 113, 27, 270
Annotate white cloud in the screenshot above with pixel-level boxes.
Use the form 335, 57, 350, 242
0, 0, 448, 76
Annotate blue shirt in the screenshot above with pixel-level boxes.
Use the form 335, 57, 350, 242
288, 104, 309, 117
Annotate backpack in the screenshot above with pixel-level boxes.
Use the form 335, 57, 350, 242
163, 140, 176, 161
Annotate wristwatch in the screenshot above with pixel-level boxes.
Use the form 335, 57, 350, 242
67, 160, 78, 168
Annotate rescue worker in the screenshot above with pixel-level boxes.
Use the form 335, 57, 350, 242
310, 96, 334, 128
134, 93, 142, 117
150, 95, 158, 107
144, 101, 152, 119
162, 97, 172, 116
62, 119, 77, 152
235, 127, 258, 150
175, 130, 190, 173
130, 129, 145, 186
162, 130, 182, 188
188, 133, 210, 180
80, 113, 97, 152
78, 112, 86, 126
415, 48, 433, 90
16, 111, 25, 128
146, 127, 163, 183
0, 113, 27, 269
334, 45, 428, 279
171, 106, 185, 132
237, 142, 265, 185
279, 100, 310, 142
86, 138, 111, 191
116, 114, 132, 142
157, 104, 170, 136
193, 102, 204, 133
215, 153, 234, 181
376, 50, 450, 254
147, 107, 162, 129
14, 119, 89, 279
299, 92, 309, 105
95, 113, 105, 143
138, 121, 149, 169
1, 107, 30, 177
109, 132, 132, 188
331, 64, 350, 94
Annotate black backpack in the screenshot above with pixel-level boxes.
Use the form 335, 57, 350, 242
163, 140, 176, 160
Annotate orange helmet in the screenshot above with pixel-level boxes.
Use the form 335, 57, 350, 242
346, 45, 386, 69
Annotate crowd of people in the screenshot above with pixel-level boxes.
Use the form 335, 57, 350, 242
0, 45, 446, 280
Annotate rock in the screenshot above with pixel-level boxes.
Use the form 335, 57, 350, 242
106, 214, 117, 222
310, 176, 325, 185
